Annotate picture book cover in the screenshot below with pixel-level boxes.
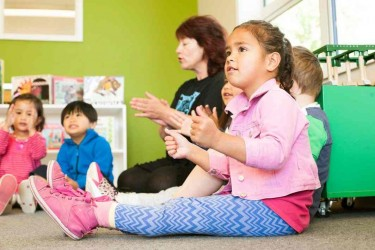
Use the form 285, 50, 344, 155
0, 60, 3, 103
94, 116, 115, 148
2, 83, 12, 104
83, 76, 124, 105
11, 74, 53, 104
42, 123, 65, 150
52, 76, 84, 104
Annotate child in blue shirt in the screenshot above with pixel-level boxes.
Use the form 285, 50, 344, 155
57, 101, 113, 189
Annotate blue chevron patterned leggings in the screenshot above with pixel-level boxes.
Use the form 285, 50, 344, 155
114, 195, 296, 237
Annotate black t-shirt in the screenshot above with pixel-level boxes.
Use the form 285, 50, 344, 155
167, 71, 225, 166
171, 71, 225, 117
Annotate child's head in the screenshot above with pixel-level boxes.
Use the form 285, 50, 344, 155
291, 46, 323, 99
61, 101, 98, 139
10, 93, 45, 132
226, 20, 294, 95
221, 78, 242, 106
175, 15, 226, 76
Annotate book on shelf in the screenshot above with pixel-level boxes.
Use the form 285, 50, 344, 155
94, 116, 115, 148
42, 123, 66, 150
52, 76, 84, 104
11, 74, 53, 104
2, 83, 12, 104
0, 60, 3, 103
83, 76, 124, 105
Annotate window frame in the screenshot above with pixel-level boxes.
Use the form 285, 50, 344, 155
260, 0, 334, 46
0, 0, 83, 42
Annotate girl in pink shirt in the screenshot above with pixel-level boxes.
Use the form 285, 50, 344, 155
0, 93, 46, 215
29, 20, 320, 239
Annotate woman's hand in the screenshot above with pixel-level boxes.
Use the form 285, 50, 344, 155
130, 92, 167, 120
164, 128, 191, 159
130, 92, 188, 129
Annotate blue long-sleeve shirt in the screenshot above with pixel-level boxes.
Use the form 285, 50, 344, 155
57, 129, 114, 189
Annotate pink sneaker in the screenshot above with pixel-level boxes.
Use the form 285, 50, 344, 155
86, 162, 117, 200
0, 174, 18, 215
47, 160, 85, 197
29, 176, 98, 240
47, 160, 66, 189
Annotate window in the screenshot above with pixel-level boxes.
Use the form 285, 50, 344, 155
238, 0, 375, 49
270, 0, 321, 51
0, 0, 83, 42
335, 0, 375, 44
237, 0, 375, 83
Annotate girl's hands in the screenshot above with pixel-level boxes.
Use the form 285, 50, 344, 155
164, 128, 191, 159
6, 104, 15, 126
190, 105, 221, 148
179, 117, 193, 137
1, 104, 15, 131
202, 105, 219, 128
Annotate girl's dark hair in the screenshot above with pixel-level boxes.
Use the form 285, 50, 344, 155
234, 20, 294, 94
218, 112, 231, 131
10, 93, 45, 132
60, 101, 98, 125
176, 15, 227, 77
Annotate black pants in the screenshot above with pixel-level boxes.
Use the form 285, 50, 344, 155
29, 164, 47, 179
117, 157, 195, 193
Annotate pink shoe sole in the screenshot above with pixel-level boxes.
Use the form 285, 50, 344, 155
28, 176, 81, 240
0, 174, 18, 215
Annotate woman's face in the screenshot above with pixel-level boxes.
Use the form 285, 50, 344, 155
221, 81, 243, 105
176, 37, 206, 71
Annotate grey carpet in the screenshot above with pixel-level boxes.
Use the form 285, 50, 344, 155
1, 197, 375, 250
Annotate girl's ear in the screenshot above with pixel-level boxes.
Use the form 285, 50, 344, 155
266, 52, 281, 72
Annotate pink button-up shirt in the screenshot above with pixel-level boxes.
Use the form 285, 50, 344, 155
208, 79, 320, 200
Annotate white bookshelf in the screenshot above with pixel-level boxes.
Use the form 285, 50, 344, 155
0, 104, 127, 186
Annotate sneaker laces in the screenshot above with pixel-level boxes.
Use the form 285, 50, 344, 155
54, 183, 88, 199
49, 187, 93, 204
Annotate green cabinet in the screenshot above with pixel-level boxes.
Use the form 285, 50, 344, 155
319, 85, 375, 198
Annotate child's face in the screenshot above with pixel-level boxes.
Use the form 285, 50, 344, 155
225, 28, 269, 96
63, 111, 95, 141
221, 81, 242, 105
176, 37, 205, 71
12, 100, 38, 132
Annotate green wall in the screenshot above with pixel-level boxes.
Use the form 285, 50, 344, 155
0, 0, 197, 168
